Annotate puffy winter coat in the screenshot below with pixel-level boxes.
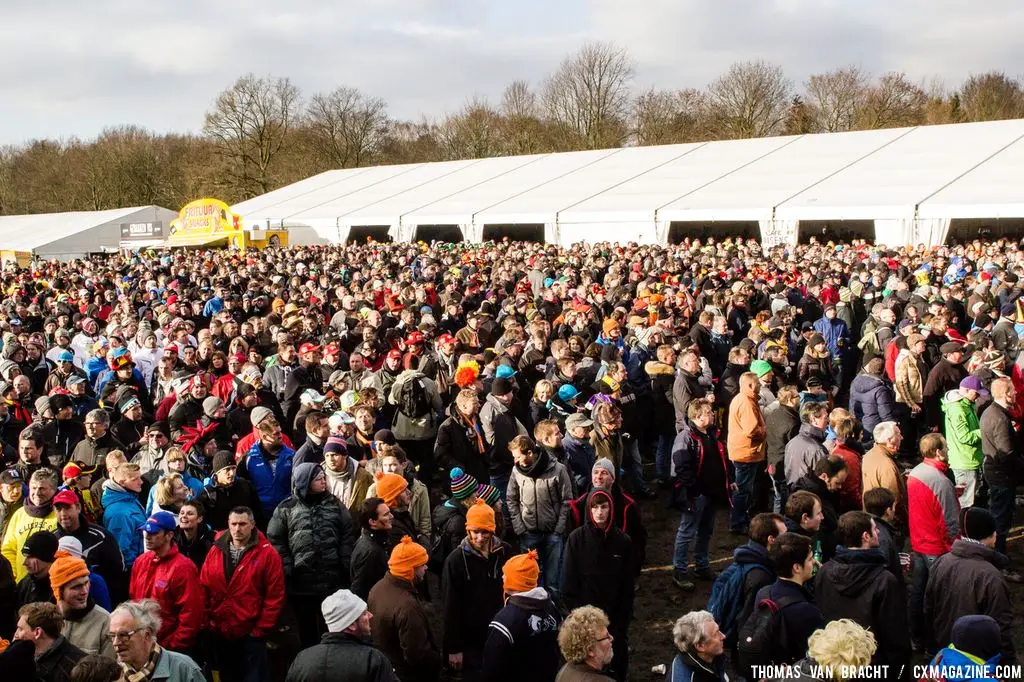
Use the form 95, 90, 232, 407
784, 423, 828, 488
100, 481, 146, 569
199, 529, 285, 640
812, 316, 850, 360
506, 450, 574, 536
848, 373, 899, 437
285, 631, 397, 682
129, 543, 204, 652
941, 390, 983, 471
268, 462, 356, 596
441, 536, 510, 655
894, 348, 926, 406
925, 539, 1016, 662
907, 458, 960, 556
814, 548, 910, 674
237, 440, 295, 518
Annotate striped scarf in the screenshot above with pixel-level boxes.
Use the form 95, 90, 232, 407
120, 642, 162, 682
461, 413, 485, 455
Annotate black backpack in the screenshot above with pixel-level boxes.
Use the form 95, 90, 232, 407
397, 377, 431, 419
735, 586, 800, 679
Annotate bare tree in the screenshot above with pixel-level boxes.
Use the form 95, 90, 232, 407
203, 73, 302, 198
958, 71, 1024, 122
499, 80, 550, 154
632, 88, 713, 145
783, 96, 815, 135
542, 41, 635, 149
437, 97, 506, 160
805, 66, 867, 132
306, 87, 389, 169
857, 72, 926, 129
706, 60, 792, 138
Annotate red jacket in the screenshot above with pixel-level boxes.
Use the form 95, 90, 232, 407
907, 458, 960, 556
129, 543, 205, 651
235, 428, 294, 460
200, 530, 285, 640
832, 443, 862, 513
211, 373, 237, 404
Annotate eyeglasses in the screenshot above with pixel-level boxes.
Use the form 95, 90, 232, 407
108, 628, 140, 642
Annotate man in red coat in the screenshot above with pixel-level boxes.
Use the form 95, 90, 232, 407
128, 510, 205, 653
200, 505, 285, 682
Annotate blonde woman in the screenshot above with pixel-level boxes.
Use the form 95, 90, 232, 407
764, 619, 877, 681
148, 472, 189, 517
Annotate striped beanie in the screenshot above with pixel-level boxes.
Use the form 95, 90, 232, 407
476, 483, 501, 506
449, 467, 478, 501
324, 435, 348, 457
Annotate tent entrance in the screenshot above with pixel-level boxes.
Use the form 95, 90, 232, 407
945, 218, 1024, 244
412, 225, 464, 243
667, 221, 760, 244
347, 226, 392, 244
481, 224, 545, 242
797, 220, 875, 244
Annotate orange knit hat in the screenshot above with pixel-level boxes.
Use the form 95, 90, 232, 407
49, 550, 89, 603
503, 549, 540, 593
465, 499, 496, 533
388, 535, 429, 581
374, 472, 409, 507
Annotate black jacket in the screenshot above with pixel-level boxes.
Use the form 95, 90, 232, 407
481, 588, 562, 682
350, 528, 391, 601
925, 538, 1015, 661
16, 572, 55, 608
790, 475, 839, 561
54, 519, 125, 591
34, 635, 85, 682
431, 502, 466, 570
282, 363, 322, 436
197, 478, 266, 531
41, 419, 85, 467
441, 536, 510, 655
434, 404, 489, 483
762, 579, 824, 666
561, 489, 634, 630
285, 631, 396, 682
980, 401, 1023, 487
174, 524, 214, 571
814, 548, 910, 677
732, 541, 776, 635
763, 401, 799, 475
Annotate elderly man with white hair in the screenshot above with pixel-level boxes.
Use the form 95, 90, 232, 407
285, 589, 396, 682
862, 421, 908, 529
108, 599, 205, 682
669, 610, 727, 682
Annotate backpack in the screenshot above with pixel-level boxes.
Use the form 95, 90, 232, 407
735, 586, 800, 679
397, 377, 431, 419
706, 562, 768, 646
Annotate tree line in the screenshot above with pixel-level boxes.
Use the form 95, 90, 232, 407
2, 41, 1024, 215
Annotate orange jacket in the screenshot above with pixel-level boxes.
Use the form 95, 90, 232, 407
727, 393, 766, 463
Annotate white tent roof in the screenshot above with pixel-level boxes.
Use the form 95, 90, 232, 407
917, 134, 1024, 220
0, 206, 175, 257
233, 119, 1024, 243
775, 119, 1024, 222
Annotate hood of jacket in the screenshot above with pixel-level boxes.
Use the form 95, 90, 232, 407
291, 461, 324, 500
950, 537, 1008, 569
851, 373, 886, 392
824, 547, 889, 596
100, 481, 138, 507
644, 360, 675, 377
585, 487, 615, 532
941, 389, 974, 411
797, 422, 826, 443
733, 540, 772, 569
484, 392, 509, 415
507, 586, 553, 610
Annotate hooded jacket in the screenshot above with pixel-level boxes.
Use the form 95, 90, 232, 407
925, 539, 1015, 661
199, 528, 285, 640
129, 542, 205, 652
100, 481, 146, 569
237, 438, 295, 518
941, 390, 983, 471
848, 372, 899, 439
814, 547, 910, 675
267, 462, 355, 596
506, 448, 574, 536
441, 535, 510, 655
481, 586, 562, 682
731, 541, 777, 633
561, 489, 635, 630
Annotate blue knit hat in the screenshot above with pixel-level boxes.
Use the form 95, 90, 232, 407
449, 467, 478, 501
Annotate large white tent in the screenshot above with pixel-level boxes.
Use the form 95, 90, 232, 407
233, 119, 1024, 247
0, 206, 178, 260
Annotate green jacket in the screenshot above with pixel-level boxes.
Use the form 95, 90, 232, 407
941, 390, 983, 470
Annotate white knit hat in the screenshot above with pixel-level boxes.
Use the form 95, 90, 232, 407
58, 536, 84, 558
321, 589, 366, 632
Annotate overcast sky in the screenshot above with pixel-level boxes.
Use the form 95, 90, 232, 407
3, 0, 1023, 145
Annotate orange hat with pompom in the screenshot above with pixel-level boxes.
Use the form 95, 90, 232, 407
503, 549, 540, 593
49, 550, 89, 603
465, 499, 496, 533
374, 471, 408, 507
388, 535, 429, 581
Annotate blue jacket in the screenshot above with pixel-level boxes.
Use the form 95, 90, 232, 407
562, 434, 596, 495
89, 571, 111, 611
101, 483, 146, 568
94, 367, 147, 400
86, 357, 107, 386
144, 472, 204, 514
926, 646, 1001, 682
812, 316, 850, 360
202, 296, 224, 318
670, 651, 727, 682
848, 373, 899, 438
624, 344, 654, 396
240, 440, 295, 518
70, 395, 100, 419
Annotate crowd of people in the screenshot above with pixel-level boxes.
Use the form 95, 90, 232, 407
0, 234, 1021, 682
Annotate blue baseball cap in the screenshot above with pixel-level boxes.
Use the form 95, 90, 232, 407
495, 365, 517, 379
58, 350, 74, 363
139, 511, 177, 534
558, 384, 581, 402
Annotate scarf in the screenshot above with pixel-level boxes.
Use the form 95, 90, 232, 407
355, 430, 373, 448
460, 413, 485, 455
120, 642, 162, 682
23, 496, 53, 518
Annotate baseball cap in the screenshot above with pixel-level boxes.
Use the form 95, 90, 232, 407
66, 374, 87, 387
53, 489, 81, 507
57, 350, 74, 363
436, 333, 456, 346
139, 511, 177, 534
299, 342, 322, 355
495, 365, 517, 379
324, 342, 341, 356
959, 375, 991, 398
565, 413, 594, 431
0, 468, 23, 485
300, 389, 327, 406
386, 349, 403, 361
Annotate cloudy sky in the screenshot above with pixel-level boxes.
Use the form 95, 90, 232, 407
3, 0, 1023, 145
